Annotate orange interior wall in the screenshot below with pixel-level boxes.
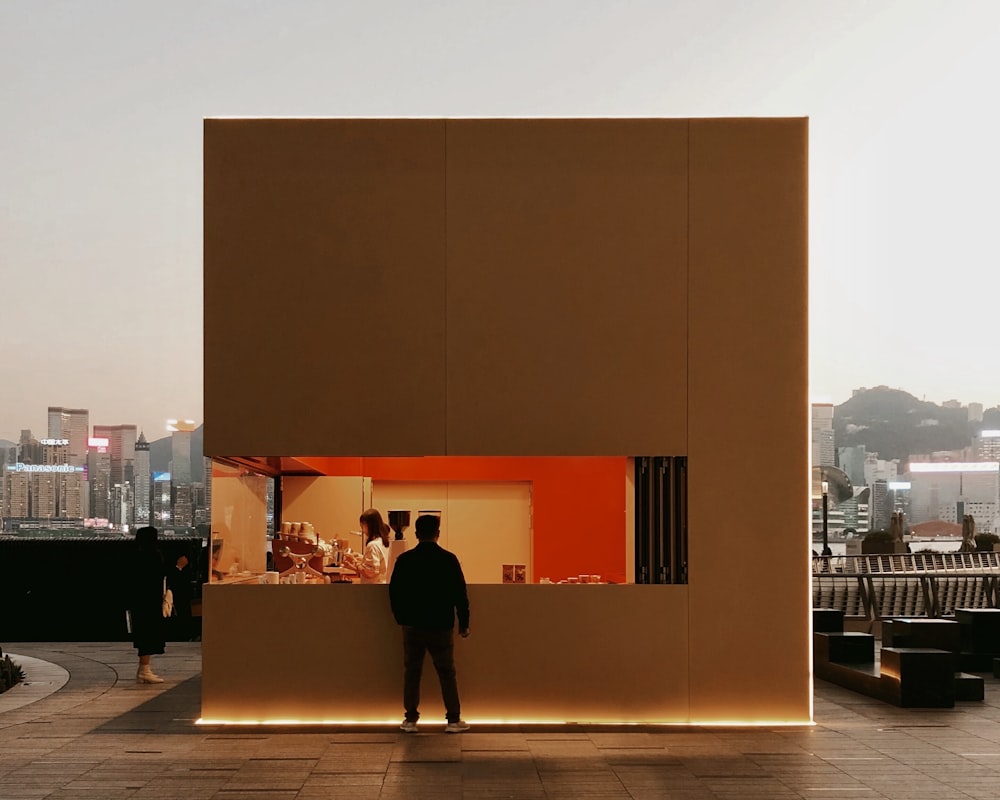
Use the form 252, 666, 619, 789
294, 456, 628, 584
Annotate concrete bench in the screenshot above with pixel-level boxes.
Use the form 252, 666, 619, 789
813, 608, 845, 633
956, 608, 1000, 671
814, 631, 875, 664
882, 618, 961, 652
879, 647, 955, 708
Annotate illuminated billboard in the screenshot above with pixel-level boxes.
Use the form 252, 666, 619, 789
153, 471, 171, 482
88, 437, 110, 448
908, 462, 1000, 473
5, 463, 84, 473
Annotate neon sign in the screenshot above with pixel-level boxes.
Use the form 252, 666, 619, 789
40, 438, 69, 446
88, 437, 109, 448
5, 463, 84, 473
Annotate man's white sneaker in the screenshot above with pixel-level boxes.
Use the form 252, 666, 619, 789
400, 720, 418, 733
444, 720, 470, 733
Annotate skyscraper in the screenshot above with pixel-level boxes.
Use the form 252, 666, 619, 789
975, 430, 1000, 461
167, 420, 196, 484
92, 424, 137, 525
134, 431, 151, 525
811, 403, 835, 467
92, 424, 137, 489
2, 471, 30, 518
87, 445, 112, 521
152, 471, 172, 525
17, 429, 42, 465
47, 407, 89, 467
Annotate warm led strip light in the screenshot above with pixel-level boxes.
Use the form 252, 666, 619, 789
196, 717, 814, 727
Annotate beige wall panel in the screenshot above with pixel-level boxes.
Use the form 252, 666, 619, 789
371, 481, 532, 584
210, 465, 268, 574
204, 119, 447, 457
445, 119, 688, 455
282, 476, 366, 543
686, 119, 810, 722
202, 584, 689, 723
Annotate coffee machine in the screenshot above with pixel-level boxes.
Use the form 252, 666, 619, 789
388, 510, 411, 541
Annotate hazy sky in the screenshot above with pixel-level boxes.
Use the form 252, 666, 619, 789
2, 0, 999, 442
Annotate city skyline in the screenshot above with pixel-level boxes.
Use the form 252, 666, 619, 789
3, 1, 1000, 440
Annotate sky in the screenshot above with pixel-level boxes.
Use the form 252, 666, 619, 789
2, 0, 999, 442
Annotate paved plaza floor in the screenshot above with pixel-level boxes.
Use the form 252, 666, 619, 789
3, 642, 1000, 799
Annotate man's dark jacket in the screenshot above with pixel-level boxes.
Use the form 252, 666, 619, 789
389, 541, 470, 631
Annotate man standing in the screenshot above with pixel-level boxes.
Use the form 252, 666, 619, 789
389, 514, 471, 733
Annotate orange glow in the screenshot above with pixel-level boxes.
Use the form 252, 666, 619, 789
293, 456, 629, 584
196, 717, 814, 727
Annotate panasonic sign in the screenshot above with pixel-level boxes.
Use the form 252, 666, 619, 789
5, 463, 85, 473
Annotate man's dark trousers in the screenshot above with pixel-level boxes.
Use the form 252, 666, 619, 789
402, 626, 461, 723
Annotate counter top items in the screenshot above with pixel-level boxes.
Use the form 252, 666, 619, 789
275, 544, 328, 583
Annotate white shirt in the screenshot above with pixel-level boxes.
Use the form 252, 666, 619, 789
358, 539, 389, 584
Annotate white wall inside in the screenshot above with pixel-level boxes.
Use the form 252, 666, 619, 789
372, 480, 532, 584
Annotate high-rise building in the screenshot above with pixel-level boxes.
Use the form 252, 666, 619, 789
31, 473, 58, 518
152, 472, 172, 525
17, 429, 42, 465
974, 430, 1000, 461
92, 424, 137, 489
109, 482, 133, 528
41, 439, 70, 466
863, 453, 898, 486
87, 446, 112, 521
47, 407, 89, 466
969, 403, 984, 423
203, 456, 213, 509
167, 420, 196, 484
2, 470, 30, 518
59, 471, 85, 518
870, 479, 892, 532
134, 432, 151, 525
838, 445, 867, 488
907, 462, 1000, 532
92, 424, 137, 525
811, 403, 835, 467
173, 484, 194, 527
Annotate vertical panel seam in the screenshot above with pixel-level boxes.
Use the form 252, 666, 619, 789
685, 117, 692, 721
444, 120, 450, 456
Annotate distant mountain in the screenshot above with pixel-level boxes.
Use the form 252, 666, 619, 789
148, 425, 205, 482
834, 387, 1000, 464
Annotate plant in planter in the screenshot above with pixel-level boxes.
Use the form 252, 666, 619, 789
0, 654, 25, 695
975, 532, 1000, 552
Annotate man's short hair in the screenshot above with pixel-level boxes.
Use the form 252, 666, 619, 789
414, 514, 441, 540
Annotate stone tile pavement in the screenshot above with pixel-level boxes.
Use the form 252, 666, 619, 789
3, 642, 1000, 798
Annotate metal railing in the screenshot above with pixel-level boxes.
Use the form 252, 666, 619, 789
811, 552, 1000, 621
812, 551, 1000, 575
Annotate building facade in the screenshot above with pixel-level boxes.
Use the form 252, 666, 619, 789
811, 403, 835, 467
47, 407, 89, 467
907, 462, 1000, 531
134, 432, 151, 525
202, 117, 810, 724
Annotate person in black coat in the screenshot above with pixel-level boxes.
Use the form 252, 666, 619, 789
389, 514, 471, 733
130, 526, 167, 684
